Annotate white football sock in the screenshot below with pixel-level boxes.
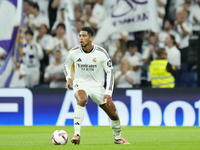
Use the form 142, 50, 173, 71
110, 119, 121, 140
74, 105, 84, 136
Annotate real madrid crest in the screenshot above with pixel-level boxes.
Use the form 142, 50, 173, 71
92, 57, 97, 63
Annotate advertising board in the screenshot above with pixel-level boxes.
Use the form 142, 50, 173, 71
0, 88, 199, 126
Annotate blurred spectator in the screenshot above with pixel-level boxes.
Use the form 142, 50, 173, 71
107, 32, 128, 58
175, 10, 192, 62
168, 0, 184, 20
24, 0, 33, 31
34, 24, 52, 51
24, 0, 31, 15
142, 33, 158, 65
81, 0, 106, 31
158, 19, 181, 48
44, 51, 65, 88
51, 0, 66, 22
78, 0, 90, 13
114, 59, 135, 88
33, 24, 53, 74
81, 2, 93, 27
176, 0, 192, 16
175, 0, 185, 8
51, 8, 65, 35
28, 3, 49, 35
75, 10, 83, 22
124, 41, 143, 86
31, 0, 49, 18
149, 48, 176, 88
76, 20, 85, 35
165, 34, 181, 68
142, 33, 159, 84
89, 0, 106, 31
45, 23, 68, 64
111, 39, 127, 72
157, 0, 167, 29
71, 0, 81, 14
188, 0, 200, 34
19, 30, 44, 88
51, 0, 80, 21
0, 47, 6, 69
24, 0, 32, 16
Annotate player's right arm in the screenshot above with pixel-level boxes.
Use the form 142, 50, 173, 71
63, 52, 74, 90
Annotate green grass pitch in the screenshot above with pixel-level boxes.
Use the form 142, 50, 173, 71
0, 126, 200, 150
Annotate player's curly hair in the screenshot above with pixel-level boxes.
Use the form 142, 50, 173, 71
81, 26, 95, 37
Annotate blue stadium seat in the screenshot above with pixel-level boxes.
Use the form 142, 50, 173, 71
180, 62, 188, 72
179, 72, 197, 87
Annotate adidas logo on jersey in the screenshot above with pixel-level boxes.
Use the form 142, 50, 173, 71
77, 58, 82, 62
75, 122, 80, 125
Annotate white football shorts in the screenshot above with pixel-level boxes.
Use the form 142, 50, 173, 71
73, 81, 106, 105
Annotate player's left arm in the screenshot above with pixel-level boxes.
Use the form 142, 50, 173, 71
102, 54, 114, 102
63, 52, 74, 90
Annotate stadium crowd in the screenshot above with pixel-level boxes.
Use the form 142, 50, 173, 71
0, 0, 199, 88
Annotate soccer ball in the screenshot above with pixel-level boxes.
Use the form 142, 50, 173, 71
51, 130, 68, 145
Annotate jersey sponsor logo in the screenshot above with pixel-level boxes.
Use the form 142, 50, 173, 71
77, 58, 82, 62
107, 60, 112, 67
92, 57, 97, 63
77, 64, 97, 71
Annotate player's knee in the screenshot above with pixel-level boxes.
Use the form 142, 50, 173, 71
110, 113, 118, 120
78, 98, 88, 106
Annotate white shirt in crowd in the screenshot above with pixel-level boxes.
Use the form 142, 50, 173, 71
29, 13, 49, 35
189, 4, 200, 31
89, 3, 107, 27
157, 0, 167, 29
158, 30, 181, 48
56, 0, 79, 21
55, 0, 67, 21
176, 21, 193, 49
124, 52, 143, 85
44, 63, 66, 88
24, 14, 34, 31
142, 45, 157, 82
114, 70, 135, 88
107, 32, 128, 58
31, 0, 49, 18
165, 46, 181, 68
176, 4, 192, 14
174, 0, 185, 8
21, 42, 43, 68
20, 42, 43, 87
33, 33, 52, 50
51, 20, 63, 31
45, 37, 68, 64
142, 45, 157, 60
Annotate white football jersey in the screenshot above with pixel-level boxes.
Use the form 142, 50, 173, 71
64, 45, 114, 96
